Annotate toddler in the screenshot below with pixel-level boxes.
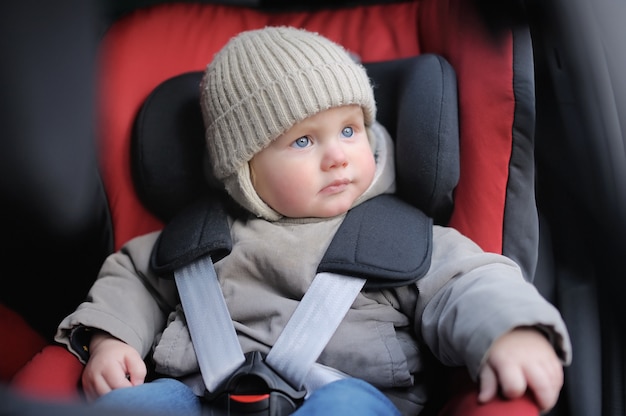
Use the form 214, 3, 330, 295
56, 26, 571, 416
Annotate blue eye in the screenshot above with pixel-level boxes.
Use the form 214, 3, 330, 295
292, 136, 311, 148
341, 127, 354, 138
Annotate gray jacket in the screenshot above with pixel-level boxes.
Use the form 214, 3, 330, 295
56, 126, 571, 415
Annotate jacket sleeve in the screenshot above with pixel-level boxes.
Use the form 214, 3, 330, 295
415, 226, 572, 380
54, 231, 178, 362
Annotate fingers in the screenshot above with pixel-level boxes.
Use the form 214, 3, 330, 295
479, 347, 564, 412
524, 358, 564, 411
478, 365, 498, 403
81, 341, 147, 401
82, 364, 134, 401
125, 355, 148, 386
497, 362, 529, 400
478, 328, 565, 412
479, 361, 528, 403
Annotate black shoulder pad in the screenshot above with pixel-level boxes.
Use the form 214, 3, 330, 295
317, 194, 433, 289
150, 195, 232, 277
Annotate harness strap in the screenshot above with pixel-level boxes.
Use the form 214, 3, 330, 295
158, 194, 434, 399
176, 256, 363, 395
266, 272, 365, 390
174, 255, 245, 393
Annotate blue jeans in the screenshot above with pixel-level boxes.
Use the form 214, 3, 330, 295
94, 378, 401, 416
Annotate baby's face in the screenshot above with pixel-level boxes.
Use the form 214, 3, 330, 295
249, 105, 376, 218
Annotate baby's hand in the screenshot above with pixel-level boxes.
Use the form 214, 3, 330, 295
81, 331, 147, 401
478, 327, 563, 412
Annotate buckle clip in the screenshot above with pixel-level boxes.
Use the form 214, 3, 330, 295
206, 351, 306, 416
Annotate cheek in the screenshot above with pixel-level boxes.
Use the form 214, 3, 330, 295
255, 163, 314, 213
359, 150, 377, 185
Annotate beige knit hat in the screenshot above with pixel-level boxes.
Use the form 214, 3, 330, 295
200, 26, 377, 219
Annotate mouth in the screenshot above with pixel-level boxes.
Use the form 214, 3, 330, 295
320, 178, 351, 195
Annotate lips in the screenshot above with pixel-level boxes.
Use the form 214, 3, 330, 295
320, 178, 350, 194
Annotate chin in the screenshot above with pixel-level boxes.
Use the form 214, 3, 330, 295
318, 202, 354, 218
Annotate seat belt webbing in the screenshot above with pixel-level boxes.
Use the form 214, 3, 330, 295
174, 255, 246, 393
175, 255, 364, 394
266, 272, 365, 389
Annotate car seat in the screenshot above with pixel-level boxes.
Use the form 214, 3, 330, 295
5, 0, 545, 414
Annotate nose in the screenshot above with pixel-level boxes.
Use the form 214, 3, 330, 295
321, 141, 348, 171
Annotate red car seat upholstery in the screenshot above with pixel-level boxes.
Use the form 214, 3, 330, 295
8, 1, 540, 414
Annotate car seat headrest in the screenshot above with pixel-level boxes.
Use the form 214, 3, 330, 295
132, 53, 459, 224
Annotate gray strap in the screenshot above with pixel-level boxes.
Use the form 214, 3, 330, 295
174, 254, 245, 393
266, 272, 366, 389
176, 258, 364, 394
